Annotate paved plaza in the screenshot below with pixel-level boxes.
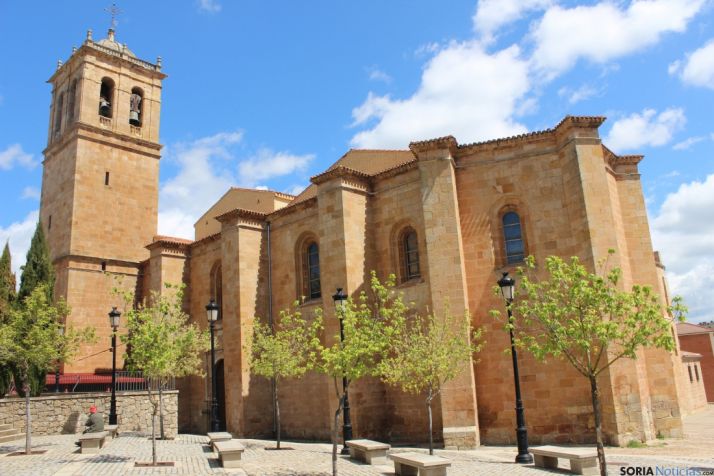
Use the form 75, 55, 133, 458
1, 406, 712, 475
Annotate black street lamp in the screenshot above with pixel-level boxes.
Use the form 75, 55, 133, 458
206, 299, 220, 432
55, 326, 64, 393
498, 272, 533, 464
332, 288, 352, 455
108, 307, 121, 425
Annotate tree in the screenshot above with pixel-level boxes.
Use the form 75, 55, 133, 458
0, 241, 16, 312
18, 222, 54, 302
493, 253, 686, 476
249, 304, 322, 449
317, 273, 406, 476
5, 285, 92, 454
380, 308, 482, 455
120, 284, 210, 466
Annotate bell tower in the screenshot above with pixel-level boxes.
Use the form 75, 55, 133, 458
40, 27, 166, 372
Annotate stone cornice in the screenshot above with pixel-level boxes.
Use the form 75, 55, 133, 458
43, 121, 163, 160
215, 208, 267, 226
409, 135, 458, 156
310, 165, 372, 186
146, 236, 192, 255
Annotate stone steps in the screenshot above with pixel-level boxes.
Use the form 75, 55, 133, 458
0, 425, 21, 443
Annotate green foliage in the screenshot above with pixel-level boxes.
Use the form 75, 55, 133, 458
0, 366, 11, 398
317, 273, 407, 385
18, 223, 54, 302
250, 304, 322, 381
12, 364, 46, 398
380, 308, 482, 402
626, 439, 647, 448
496, 254, 686, 377
0, 241, 16, 314
120, 284, 210, 383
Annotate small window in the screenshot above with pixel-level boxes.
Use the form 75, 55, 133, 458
48, 215, 52, 230
99, 78, 115, 118
695, 365, 700, 382
101, 261, 107, 271
67, 79, 77, 123
399, 228, 420, 282
105, 172, 110, 186
54, 92, 64, 136
503, 211, 525, 264
688, 365, 693, 383
129, 87, 143, 126
303, 241, 321, 300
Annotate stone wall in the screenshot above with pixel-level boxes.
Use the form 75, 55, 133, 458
0, 391, 177, 438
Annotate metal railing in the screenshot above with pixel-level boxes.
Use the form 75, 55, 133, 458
42, 371, 175, 394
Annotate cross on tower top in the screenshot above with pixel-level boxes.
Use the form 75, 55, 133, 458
104, 2, 122, 31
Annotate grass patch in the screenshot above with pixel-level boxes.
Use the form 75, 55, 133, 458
626, 440, 647, 448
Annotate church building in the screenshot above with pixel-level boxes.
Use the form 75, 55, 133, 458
40, 28, 690, 448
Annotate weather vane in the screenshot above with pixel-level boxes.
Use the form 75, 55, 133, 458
105, 3, 122, 31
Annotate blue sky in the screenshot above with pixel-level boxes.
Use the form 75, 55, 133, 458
1, 1, 713, 322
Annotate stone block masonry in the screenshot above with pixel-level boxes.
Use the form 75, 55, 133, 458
0, 390, 177, 438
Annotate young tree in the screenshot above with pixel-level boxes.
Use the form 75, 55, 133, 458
120, 284, 210, 466
249, 304, 322, 449
0, 241, 16, 311
18, 222, 54, 302
5, 285, 92, 454
317, 273, 407, 476
380, 309, 482, 455
492, 254, 686, 476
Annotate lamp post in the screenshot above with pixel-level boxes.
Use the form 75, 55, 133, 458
108, 307, 121, 425
55, 326, 64, 393
332, 288, 352, 455
206, 299, 220, 432
497, 272, 533, 464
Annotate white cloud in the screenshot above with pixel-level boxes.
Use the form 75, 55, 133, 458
158, 130, 314, 239
558, 83, 600, 104
473, 0, 551, 42
672, 136, 705, 150
21, 186, 40, 201
604, 108, 686, 152
0, 210, 39, 280
350, 41, 530, 148
530, 0, 705, 77
367, 67, 392, 84
669, 39, 714, 89
238, 149, 314, 185
652, 174, 714, 323
0, 144, 35, 170
197, 0, 221, 13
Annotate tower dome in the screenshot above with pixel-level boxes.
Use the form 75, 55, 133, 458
95, 28, 136, 58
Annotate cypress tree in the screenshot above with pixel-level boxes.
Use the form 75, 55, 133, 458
18, 223, 54, 302
0, 241, 17, 310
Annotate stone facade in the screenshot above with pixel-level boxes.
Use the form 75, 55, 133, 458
0, 391, 178, 438
40, 29, 691, 449
678, 353, 708, 415
677, 323, 714, 402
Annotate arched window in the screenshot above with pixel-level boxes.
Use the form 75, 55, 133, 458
129, 87, 143, 126
302, 241, 321, 300
67, 79, 77, 123
503, 211, 525, 264
99, 77, 115, 118
398, 227, 420, 282
210, 262, 223, 321
53, 92, 64, 136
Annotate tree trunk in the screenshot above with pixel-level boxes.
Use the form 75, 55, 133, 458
275, 380, 281, 450
24, 383, 31, 455
589, 375, 607, 476
159, 385, 165, 440
427, 397, 434, 456
332, 394, 344, 476
149, 389, 158, 466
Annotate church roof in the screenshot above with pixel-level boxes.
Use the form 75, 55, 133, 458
677, 322, 714, 335
94, 29, 137, 58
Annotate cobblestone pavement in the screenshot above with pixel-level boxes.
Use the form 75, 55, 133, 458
0, 406, 712, 475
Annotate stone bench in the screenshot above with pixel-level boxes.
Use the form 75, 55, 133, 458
105, 424, 118, 439
79, 431, 108, 454
346, 439, 391, 465
531, 445, 598, 475
214, 440, 245, 469
207, 431, 232, 450
389, 452, 451, 476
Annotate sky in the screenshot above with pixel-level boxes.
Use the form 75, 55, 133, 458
0, 1, 713, 323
